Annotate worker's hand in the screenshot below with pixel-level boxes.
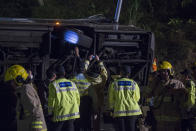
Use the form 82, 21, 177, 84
74, 47, 80, 57
89, 55, 94, 61
95, 55, 99, 61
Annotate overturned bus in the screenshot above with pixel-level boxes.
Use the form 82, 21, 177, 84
0, 17, 155, 83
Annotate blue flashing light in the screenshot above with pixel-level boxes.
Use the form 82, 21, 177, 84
64, 30, 79, 44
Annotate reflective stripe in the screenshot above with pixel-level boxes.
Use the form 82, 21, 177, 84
155, 115, 180, 121
56, 87, 77, 93
32, 121, 43, 129
56, 112, 79, 119
115, 86, 135, 90
114, 110, 141, 114
32, 125, 42, 129
75, 81, 90, 86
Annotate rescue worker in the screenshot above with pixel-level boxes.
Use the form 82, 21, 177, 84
48, 64, 80, 131
84, 54, 108, 131
180, 69, 196, 131
108, 65, 142, 131
4, 65, 47, 131
143, 61, 187, 131
71, 47, 92, 131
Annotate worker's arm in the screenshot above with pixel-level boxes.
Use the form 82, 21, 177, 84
84, 60, 90, 72
134, 81, 140, 102
99, 61, 108, 85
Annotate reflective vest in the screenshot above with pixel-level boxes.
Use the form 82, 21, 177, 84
185, 80, 195, 108
109, 78, 142, 117
71, 73, 91, 97
48, 78, 80, 122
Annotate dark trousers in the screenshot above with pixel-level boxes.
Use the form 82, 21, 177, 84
52, 119, 75, 131
114, 116, 138, 131
181, 118, 196, 131
74, 96, 92, 131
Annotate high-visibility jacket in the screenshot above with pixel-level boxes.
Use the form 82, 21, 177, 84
184, 80, 195, 108
83, 60, 108, 113
48, 78, 80, 122
71, 73, 91, 97
181, 79, 196, 119
16, 83, 47, 131
108, 78, 142, 117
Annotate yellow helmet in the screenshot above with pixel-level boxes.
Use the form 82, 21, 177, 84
159, 61, 174, 75
4, 65, 29, 86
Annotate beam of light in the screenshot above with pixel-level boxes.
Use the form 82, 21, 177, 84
64, 30, 79, 44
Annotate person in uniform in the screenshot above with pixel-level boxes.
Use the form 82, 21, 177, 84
108, 65, 142, 131
4, 65, 47, 131
143, 61, 187, 131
